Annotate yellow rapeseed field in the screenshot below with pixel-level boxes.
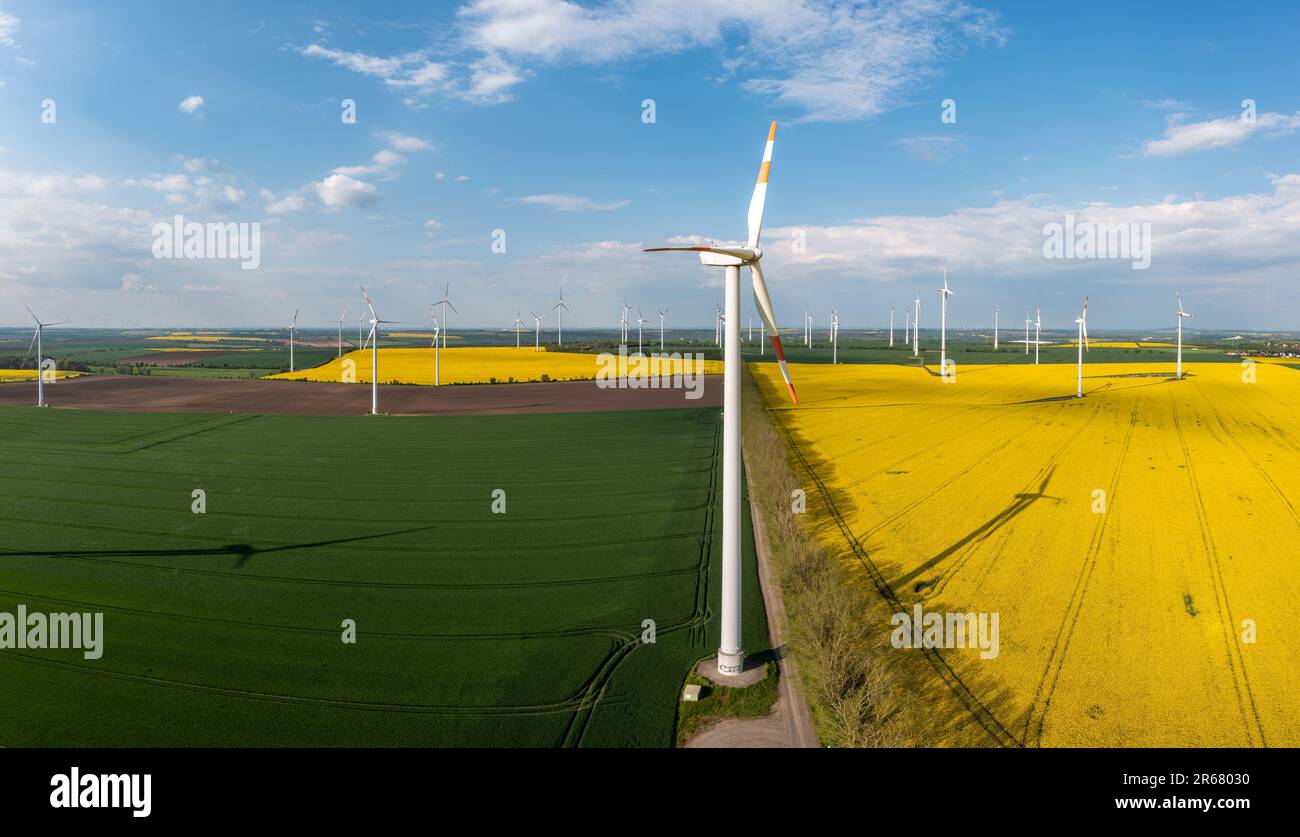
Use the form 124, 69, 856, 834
267, 346, 724, 385
0, 369, 84, 382
751, 357, 1300, 747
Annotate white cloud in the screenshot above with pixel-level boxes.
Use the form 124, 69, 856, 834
1142, 111, 1300, 157
516, 193, 628, 211
0, 170, 108, 197
178, 95, 205, 115
331, 149, 406, 178
0, 9, 18, 47
456, 0, 1007, 122
259, 188, 307, 215
383, 131, 434, 152
127, 173, 191, 193
120, 273, 158, 293
314, 173, 379, 208
176, 155, 224, 174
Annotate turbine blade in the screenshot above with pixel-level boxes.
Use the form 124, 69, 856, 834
751, 261, 797, 405
746, 122, 776, 248
27, 328, 39, 355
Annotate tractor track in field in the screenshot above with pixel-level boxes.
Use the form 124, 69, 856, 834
0, 513, 706, 555
767, 403, 1021, 748
0, 650, 627, 718
0, 480, 716, 527
1167, 395, 1266, 747
562, 412, 722, 747
0, 585, 644, 641
918, 398, 1104, 601
1, 549, 703, 591
1025, 402, 1136, 747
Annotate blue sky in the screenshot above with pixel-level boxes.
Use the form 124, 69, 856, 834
1, 0, 1298, 331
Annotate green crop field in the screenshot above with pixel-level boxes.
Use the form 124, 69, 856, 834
0, 405, 767, 747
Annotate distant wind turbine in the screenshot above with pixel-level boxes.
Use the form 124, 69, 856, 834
657, 308, 668, 351
430, 308, 442, 386
1176, 291, 1194, 379
993, 305, 999, 351
1074, 297, 1089, 398
636, 307, 648, 355
288, 309, 299, 372
830, 309, 840, 364
530, 311, 543, 352
890, 307, 895, 348
20, 299, 63, 407
937, 267, 953, 373
337, 308, 348, 358
551, 286, 569, 346
912, 294, 920, 357
435, 282, 457, 349
513, 311, 525, 348
360, 286, 400, 415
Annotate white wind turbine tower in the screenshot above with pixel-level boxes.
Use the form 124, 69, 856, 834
530, 311, 543, 352
1074, 296, 1089, 398
513, 311, 525, 348
358, 312, 365, 353
551, 287, 569, 346
337, 308, 348, 358
830, 309, 840, 364
646, 121, 797, 677
636, 307, 648, 355
657, 308, 668, 351
994, 305, 1000, 351
435, 282, 457, 349
429, 308, 442, 386
620, 300, 631, 345
937, 267, 953, 373
747, 313, 753, 343
1035, 306, 1042, 365
288, 309, 299, 372
1176, 291, 1194, 379
890, 307, 895, 348
912, 294, 920, 357
359, 286, 400, 415
1024, 310, 1032, 356
805, 308, 812, 348
20, 300, 63, 408
714, 302, 722, 347
904, 308, 910, 348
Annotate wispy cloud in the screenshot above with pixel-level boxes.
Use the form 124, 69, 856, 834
1142, 111, 1300, 157
895, 135, 965, 162
516, 193, 629, 211
0, 8, 18, 48
178, 95, 205, 115
297, 0, 1005, 120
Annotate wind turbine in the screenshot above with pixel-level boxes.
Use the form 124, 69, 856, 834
912, 294, 920, 357
1176, 291, 1194, 379
358, 312, 365, 352
620, 300, 631, 345
288, 309, 299, 373
530, 311, 543, 352
1024, 310, 1032, 356
435, 282, 457, 349
360, 286, 400, 415
1035, 307, 1042, 365
657, 308, 668, 351
904, 308, 910, 348
551, 286, 569, 346
890, 307, 895, 348
1074, 296, 1089, 398
993, 305, 1000, 351
636, 307, 648, 355
714, 302, 722, 347
429, 308, 442, 386
337, 308, 348, 358
830, 309, 840, 364
20, 300, 63, 407
513, 311, 524, 348
645, 121, 797, 677
805, 308, 812, 348
937, 267, 953, 373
